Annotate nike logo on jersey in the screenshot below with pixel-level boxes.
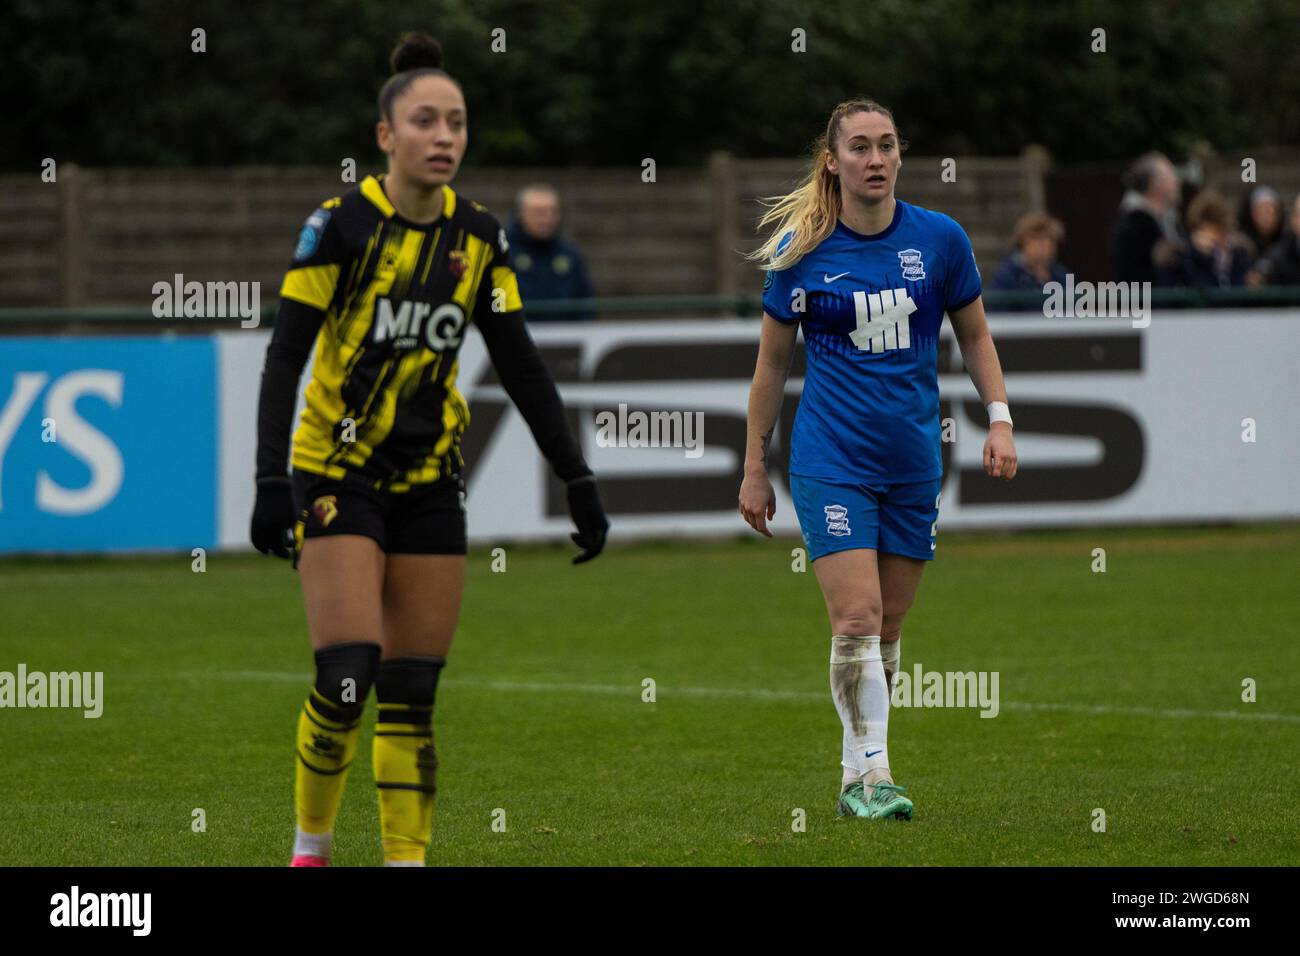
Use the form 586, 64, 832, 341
823, 271, 851, 283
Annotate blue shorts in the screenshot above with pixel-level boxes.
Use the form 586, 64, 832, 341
790, 474, 942, 562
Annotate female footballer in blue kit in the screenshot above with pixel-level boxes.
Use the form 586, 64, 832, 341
739, 99, 1018, 819
250, 33, 608, 866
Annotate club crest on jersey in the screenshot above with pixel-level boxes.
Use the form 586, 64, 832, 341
372, 297, 466, 351
448, 249, 468, 279
824, 504, 851, 537
312, 495, 339, 528
897, 248, 926, 281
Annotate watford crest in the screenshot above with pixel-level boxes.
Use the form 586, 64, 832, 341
448, 250, 469, 280
312, 495, 339, 528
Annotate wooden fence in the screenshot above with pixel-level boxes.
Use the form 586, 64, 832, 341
4, 146, 1295, 309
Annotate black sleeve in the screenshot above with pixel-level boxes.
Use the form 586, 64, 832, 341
254, 297, 325, 479
475, 308, 590, 482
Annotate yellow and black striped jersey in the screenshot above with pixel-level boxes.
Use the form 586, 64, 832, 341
279, 174, 523, 490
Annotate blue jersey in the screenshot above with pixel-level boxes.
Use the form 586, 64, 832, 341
761, 200, 981, 484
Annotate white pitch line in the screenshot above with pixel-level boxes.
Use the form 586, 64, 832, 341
999, 700, 1300, 724
207, 671, 1300, 724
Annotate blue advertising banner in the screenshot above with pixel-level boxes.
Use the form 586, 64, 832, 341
0, 336, 217, 553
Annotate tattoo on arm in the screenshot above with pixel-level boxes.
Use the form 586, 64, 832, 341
759, 426, 774, 464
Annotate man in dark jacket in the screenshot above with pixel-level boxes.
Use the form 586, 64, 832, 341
1112, 152, 1184, 284
506, 183, 594, 322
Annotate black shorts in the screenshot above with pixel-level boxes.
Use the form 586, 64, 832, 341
291, 468, 467, 568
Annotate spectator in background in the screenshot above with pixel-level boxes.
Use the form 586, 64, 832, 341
1238, 186, 1292, 286
991, 211, 1069, 290
1169, 190, 1253, 288
506, 183, 594, 322
1238, 185, 1286, 257
1112, 152, 1184, 284
1256, 194, 1300, 287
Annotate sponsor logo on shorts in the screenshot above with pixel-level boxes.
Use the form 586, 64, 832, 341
824, 504, 850, 537
312, 495, 339, 528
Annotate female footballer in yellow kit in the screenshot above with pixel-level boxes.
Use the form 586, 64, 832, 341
251, 32, 609, 866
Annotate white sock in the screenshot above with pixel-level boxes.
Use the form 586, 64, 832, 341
293, 828, 332, 859
383, 860, 425, 867
872, 638, 903, 794
880, 636, 901, 700
830, 635, 891, 791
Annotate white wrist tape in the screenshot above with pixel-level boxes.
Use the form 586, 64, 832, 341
986, 401, 1013, 427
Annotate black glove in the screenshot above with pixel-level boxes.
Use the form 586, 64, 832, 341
566, 474, 609, 565
251, 476, 296, 559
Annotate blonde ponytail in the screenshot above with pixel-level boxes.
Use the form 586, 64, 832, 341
748, 99, 905, 272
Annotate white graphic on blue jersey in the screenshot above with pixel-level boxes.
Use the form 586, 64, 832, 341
850, 288, 915, 352
758, 202, 982, 484
824, 504, 851, 537
897, 248, 927, 281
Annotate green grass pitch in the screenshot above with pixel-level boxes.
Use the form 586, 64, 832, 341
1, 524, 1297, 866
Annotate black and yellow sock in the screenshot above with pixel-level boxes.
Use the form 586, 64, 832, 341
294, 642, 381, 847
373, 657, 445, 865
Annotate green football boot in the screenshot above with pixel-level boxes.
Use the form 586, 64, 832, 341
837, 780, 913, 820
837, 781, 872, 818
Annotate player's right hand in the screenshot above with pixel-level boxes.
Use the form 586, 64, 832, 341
738, 469, 776, 538
251, 476, 296, 559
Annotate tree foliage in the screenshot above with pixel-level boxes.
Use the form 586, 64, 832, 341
4, 0, 1296, 170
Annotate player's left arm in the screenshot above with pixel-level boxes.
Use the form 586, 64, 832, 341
949, 296, 1017, 480
474, 226, 610, 562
